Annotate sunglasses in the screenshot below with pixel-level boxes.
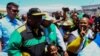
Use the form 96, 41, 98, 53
11, 9, 19, 13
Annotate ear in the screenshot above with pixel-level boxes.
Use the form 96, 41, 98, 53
27, 19, 31, 22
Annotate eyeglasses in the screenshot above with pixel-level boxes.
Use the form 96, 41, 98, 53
11, 9, 19, 13
7, 7, 19, 13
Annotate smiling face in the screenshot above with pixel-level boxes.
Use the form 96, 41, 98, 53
79, 17, 89, 32
48, 45, 58, 56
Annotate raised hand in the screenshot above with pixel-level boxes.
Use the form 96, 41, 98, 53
80, 27, 86, 37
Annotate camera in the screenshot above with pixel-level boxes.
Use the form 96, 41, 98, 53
62, 7, 69, 12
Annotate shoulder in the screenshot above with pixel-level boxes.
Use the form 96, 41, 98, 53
86, 29, 94, 39
0, 17, 6, 23
71, 29, 79, 37
88, 29, 94, 34
0, 17, 7, 27
50, 23, 56, 28
16, 24, 26, 33
50, 23, 56, 27
10, 25, 26, 40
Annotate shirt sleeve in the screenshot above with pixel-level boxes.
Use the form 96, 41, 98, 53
48, 24, 57, 43
8, 30, 22, 56
55, 26, 66, 51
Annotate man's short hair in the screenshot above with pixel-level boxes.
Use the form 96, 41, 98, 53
83, 14, 90, 19
6, 2, 19, 9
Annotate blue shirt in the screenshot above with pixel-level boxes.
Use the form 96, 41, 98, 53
0, 15, 22, 52
94, 32, 100, 47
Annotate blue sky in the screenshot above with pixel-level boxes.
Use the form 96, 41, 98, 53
0, 0, 100, 7
0, 0, 100, 13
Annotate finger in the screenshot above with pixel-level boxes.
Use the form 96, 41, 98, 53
81, 27, 83, 32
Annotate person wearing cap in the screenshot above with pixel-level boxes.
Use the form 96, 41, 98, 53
8, 8, 46, 56
58, 7, 73, 29
0, 2, 22, 54
41, 14, 68, 56
52, 11, 63, 28
59, 20, 73, 45
65, 17, 94, 56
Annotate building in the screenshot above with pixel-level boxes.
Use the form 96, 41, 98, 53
82, 4, 100, 16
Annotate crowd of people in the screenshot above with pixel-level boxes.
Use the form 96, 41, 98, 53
0, 2, 100, 56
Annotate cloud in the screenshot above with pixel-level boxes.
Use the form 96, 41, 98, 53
19, 5, 64, 14
0, 4, 81, 15
0, 4, 82, 15
19, 4, 82, 14
67, 5, 82, 10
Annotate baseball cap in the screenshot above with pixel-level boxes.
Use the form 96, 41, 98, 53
62, 20, 73, 26
27, 8, 45, 16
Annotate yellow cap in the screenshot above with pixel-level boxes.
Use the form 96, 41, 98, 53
32, 12, 45, 16
62, 20, 73, 26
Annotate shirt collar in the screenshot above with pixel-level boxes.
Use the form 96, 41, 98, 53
6, 15, 11, 22
25, 24, 44, 33
6, 15, 20, 26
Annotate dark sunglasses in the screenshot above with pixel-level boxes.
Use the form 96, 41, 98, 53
7, 7, 19, 12
12, 9, 19, 12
